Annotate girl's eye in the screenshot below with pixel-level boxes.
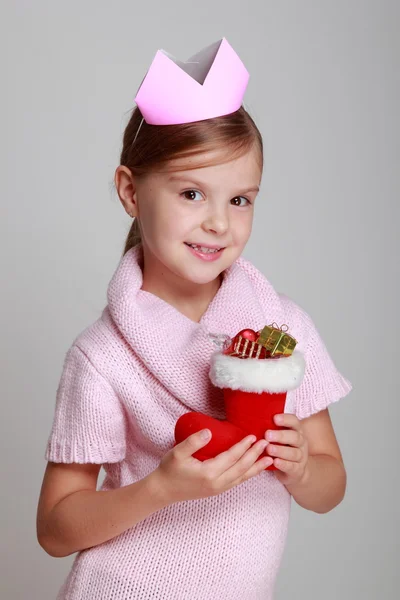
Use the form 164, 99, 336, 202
231, 196, 250, 207
182, 190, 203, 201
181, 191, 250, 206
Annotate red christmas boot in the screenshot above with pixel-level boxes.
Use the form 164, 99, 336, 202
174, 325, 305, 471
209, 343, 305, 470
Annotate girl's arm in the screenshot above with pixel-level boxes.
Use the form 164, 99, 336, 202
36, 461, 168, 558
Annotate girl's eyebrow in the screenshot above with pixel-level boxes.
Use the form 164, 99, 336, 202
167, 175, 260, 194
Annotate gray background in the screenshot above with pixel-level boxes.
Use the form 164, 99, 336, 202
1, 1, 398, 598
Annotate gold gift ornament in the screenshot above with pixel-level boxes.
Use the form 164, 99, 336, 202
257, 323, 297, 357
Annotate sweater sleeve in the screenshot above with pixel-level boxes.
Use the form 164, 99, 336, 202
45, 344, 127, 464
281, 295, 353, 420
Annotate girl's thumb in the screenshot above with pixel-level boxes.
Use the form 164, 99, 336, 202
181, 429, 212, 456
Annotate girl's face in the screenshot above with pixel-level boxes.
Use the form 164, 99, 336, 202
121, 145, 261, 286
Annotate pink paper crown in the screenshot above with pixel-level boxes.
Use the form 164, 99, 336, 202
134, 38, 249, 125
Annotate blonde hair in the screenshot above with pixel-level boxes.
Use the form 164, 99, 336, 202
119, 106, 263, 255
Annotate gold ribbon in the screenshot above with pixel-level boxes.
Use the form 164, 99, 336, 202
268, 322, 289, 332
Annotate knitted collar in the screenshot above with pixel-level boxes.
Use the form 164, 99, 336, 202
105, 245, 284, 415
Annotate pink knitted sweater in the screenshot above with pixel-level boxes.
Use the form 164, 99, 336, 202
45, 245, 352, 600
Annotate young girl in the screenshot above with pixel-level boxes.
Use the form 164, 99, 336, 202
36, 38, 352, 600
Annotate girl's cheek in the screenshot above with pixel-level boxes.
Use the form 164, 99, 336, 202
232, 213, 253, 235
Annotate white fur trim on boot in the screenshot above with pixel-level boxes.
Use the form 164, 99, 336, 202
209, 350, 306, 393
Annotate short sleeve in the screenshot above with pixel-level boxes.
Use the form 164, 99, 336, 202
45, 345, 127, 464
285, 301, 353, 420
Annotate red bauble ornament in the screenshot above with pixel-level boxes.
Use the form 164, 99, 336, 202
224, 328, 268, 359
238, 328, 258, 341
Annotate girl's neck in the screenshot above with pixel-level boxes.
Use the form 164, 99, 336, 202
139, 247, 222, 323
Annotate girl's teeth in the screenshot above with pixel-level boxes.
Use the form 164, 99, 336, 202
190, 244, 219, 254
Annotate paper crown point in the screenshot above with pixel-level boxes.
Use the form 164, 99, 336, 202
134, 38, 249, 126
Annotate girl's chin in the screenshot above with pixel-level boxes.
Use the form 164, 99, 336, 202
177, 261, 234, 286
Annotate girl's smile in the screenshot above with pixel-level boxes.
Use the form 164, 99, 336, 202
184, 242, 226, 261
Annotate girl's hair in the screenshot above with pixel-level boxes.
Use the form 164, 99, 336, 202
119, 106, 263, 255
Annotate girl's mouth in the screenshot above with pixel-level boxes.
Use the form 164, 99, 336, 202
184, 242, 225, 262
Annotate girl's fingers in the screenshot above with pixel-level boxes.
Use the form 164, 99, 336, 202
204, 435, 257, 473
231, 456, 273, 486
265, 429, 302, 447
272, 458, 297, 473
274, 413, 301, 430
218, 439, 270, 484
267, 444, 303, 463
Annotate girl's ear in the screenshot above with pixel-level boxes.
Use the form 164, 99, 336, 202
114, 166, 139, 217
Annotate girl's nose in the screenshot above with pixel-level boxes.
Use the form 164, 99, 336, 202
202, 209, 229, 236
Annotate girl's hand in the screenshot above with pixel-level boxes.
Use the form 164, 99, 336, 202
154, 430, 273, 504
265, 413, 309, 486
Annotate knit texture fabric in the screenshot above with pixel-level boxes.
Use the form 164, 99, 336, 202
45, 245, 352, 600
